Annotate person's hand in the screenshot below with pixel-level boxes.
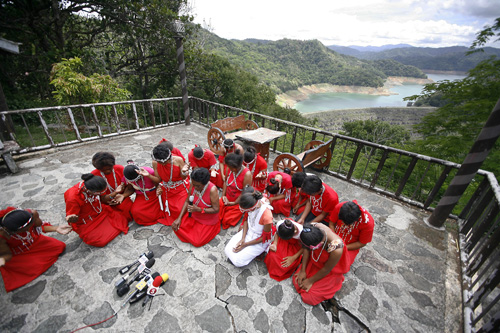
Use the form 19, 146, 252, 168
108, 196, 119, 206
295, 270, 307, 285
233, 240, 246, 253
0, 257, 5, 267
296, 217, 305, 225
292, 205, 299, 214
115, 183, 125, 193
56, 224, 73, 235
181, 164, 190, 175
137, 168, 150, 177
156, 186, 163, 196
187, 204, 199, 214
113, 194, 125, 204
281, 256, 295, 268
66, 215, 78, 223
222, 196, 229, 205
298, 278, 313, 292
269, 243, 277, 252
255, 171, 266, 179
172, 219, 181, 231
210, 170, 217, 178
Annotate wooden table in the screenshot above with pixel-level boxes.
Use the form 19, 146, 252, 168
236, 128, 286, 163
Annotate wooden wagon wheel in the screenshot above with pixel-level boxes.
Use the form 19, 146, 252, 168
207, 128, 226, 155
244, 120, 259, 130
304, 140, 332, 169
273, 153, 303, 174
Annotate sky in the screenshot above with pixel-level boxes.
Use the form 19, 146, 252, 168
188, 0, 500, 48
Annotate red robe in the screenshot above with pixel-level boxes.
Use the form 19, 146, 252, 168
188, 148, 223, 188
91, 165, 133, 222
174, 182, 220, 247
293, 239, 350, 305
309, 183, 339, 219
267, 171, 293, 217
0, 208, 65, 292
219, 167, 250, 229
122, 167, 163, 226
291, 189, 308, 216
64, 182, 129, 247
264, 233, 302, 281
331, 200, 375, 267
157, 163, 190, 226
243, 154, 268, 192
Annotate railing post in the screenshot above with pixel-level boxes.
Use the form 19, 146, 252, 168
175, 36, 190, 126
429, 97, 500, 227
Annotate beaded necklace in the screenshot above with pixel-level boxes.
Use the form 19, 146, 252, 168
100, 169, 117, 193
311, 185, 325, 212
243, 157, 257, 176
311, 230, 327, 262
80, 182, 103, 214
132, 175, 150, 201
226, 166, 244, 190
193, 182, 210, 207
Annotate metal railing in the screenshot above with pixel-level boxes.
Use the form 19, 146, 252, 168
1, 96, 499, 332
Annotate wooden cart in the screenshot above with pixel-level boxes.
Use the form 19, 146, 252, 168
207, 115, 258, 155
273, 139, 333, 174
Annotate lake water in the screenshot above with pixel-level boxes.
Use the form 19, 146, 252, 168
294, 73, 466, 113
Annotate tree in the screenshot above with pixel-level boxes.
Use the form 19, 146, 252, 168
341, 120, 411, 147
50, 57, 131, 105
406, 17, 500, 175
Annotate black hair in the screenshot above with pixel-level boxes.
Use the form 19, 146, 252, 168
1, 209, 33, 232
225, 152, 243, 169
300, 223, 324, 248
223, 139, 234, 149
301, 175, 322, 195
124, 164, 140, 181
239, 190, 263, 209
159, 140, 174, 151
266, 178, 280, 195
338, 201, 362, 225
81, 173, 107, 192
291, 172, 306, 188
152, 144, 172, 161
243, 146, 256, 163
191, 167, 210, 185
92, 152, 115, 169
193, 146, 204, 159
277, 219, 295, 241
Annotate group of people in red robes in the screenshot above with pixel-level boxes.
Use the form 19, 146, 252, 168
1, 137, 374, 310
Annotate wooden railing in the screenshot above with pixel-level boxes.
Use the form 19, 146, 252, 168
2, 97, 499, 332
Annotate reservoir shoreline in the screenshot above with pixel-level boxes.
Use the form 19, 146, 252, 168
276, 76, 434, 109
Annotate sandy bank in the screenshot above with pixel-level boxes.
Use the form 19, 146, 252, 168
276, 76, 434, 108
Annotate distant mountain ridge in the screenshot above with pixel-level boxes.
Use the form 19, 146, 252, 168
327, 45, 500, 72
197, 30, 426, 93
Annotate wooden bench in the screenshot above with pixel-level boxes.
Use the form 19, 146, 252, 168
0, 140, 21, 173
273, 139, 333, 174
207, 115, 258, 155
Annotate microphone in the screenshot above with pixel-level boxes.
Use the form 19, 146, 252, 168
122, 274, 152, 306
129, 272, 161, 304
117, 258, 155, 296
188, 195, 194, 217
119, 251, 154, 274
116, 253, 154, 288
142, 273, 169, 307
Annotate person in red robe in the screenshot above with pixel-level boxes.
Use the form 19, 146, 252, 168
172, 168, 220, 247
148, 144, 190, 226
329, 200, 374, 268
219, 152, 252, 229
64, 174, 129, 247
265, 218, 303, 281
293, 222, 350, 305
243, 146, 268, 192
120, 163, 163, 226
0, 207, 71, 292
188, 146, 223, 188
217, 139, 244, 185
296, 175, 339, 225
158, 138, 185, 161
91, 152, 133, 222
291, 172, 308, 216
266, 171, 293, 217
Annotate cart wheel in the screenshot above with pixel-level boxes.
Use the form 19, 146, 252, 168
244, 120, 259, 130
207, 128, 226, 155
273, 154, 303, 174
304, 140, 332, 169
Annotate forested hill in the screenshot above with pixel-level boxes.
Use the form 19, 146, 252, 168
197, 30, 426, 93
328, 45, 500, 72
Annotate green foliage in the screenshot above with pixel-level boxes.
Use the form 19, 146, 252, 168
371, 59, 427, 78
340, 119, 411, 146
50, 58, 131, 105
469, 18, 500, 51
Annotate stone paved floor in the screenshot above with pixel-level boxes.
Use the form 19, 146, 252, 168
0, 123, 462, 332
